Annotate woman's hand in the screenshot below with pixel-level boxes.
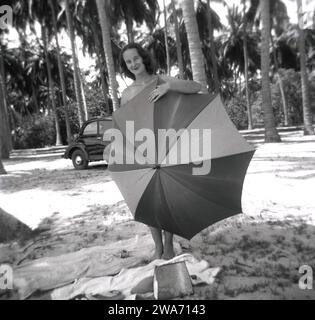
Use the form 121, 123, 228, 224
148, 82, 170, 103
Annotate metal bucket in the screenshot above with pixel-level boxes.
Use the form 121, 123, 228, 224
153, 261, 194, 300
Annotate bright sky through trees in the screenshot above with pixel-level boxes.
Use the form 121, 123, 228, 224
4, 0, 309, 94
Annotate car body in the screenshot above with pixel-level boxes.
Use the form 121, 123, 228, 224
63, 117, 113, 169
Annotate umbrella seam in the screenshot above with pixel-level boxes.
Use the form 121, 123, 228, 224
157, 172, 186, 234
159, 94, 217, 165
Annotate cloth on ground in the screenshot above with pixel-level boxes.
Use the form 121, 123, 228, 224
13, 235, 181, 299
51, 253, 220, 300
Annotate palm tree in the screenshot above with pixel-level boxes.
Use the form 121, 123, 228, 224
170, 0, 184, 79
0, 86, 6, 172
269, 0, 290, 127
0, 72, 10, 159
261, 0, 281, 142
0, 43, 11, 158
195, 0, 222, 91
64, 0, 85, 126
221, 3, 260, 99
75, 0, 111, 113
96, 0, 120, 111
0, 158, 5, 174
147, 28, 177, 74
108, 0, 158, 43
296, 0, 314, 135
271, 34, 289, 126
28, 0, 63, 145
247, 0, 291, 127
179, 0, 208, 92
48, 0, 72, 143
0, 27, 12, 158
163, 0, 171, 75
42, 24, 62, 146
0, 75, 6, 171
205, 0, 220, 93
242, 0, 253, 129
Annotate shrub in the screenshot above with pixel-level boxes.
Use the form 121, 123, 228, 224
14, 113, 56, 149
224, 96, 249, 130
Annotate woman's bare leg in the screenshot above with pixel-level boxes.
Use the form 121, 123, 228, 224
149, 227, 163, 260
162, 231, 175, 260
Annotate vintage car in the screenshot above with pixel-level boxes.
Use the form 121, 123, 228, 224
63, 117, 112, 169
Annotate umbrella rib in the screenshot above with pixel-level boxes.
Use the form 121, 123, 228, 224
158, 173, 186, 234
158, 94, 217, 165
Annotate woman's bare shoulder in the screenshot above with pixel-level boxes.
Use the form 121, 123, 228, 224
121, 87, 132, 106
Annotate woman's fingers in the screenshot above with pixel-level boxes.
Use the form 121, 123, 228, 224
149, 88, 159, 102
148, 85, 167, 102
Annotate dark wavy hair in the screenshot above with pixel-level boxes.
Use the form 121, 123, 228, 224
120, 43, 156, 80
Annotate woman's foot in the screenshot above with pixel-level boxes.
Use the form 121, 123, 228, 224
149, 227, 163, 261
162, 231, 175, 260
151, 247, 163, 261
161, 246, 175, 260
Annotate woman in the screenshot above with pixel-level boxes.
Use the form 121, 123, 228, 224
120, 43, 201, 260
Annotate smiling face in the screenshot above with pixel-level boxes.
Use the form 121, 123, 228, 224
122, 48, 147, 78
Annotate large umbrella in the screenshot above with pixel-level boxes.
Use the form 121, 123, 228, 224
108, 77, 255, 240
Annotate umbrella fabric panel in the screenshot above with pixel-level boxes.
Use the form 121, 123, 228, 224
153, 89, 216, 164
163, 95, 255, 166
108, 126, 153, 172
134, 170, 184, 235
112, 79, 157, 147
110, 168, 155, 215
135, 150, 254, 240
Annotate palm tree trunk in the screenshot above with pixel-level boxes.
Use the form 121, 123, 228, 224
171, 0, 184, 79
270, 33, 289, 127
125, 15, 134, 43
98, 60, 110, 114
0, 136, 6, 174
49, 0, 72, 144
296, 0, 314, 135
0, 88, 10, 159
261, 0, 281, 142
0, 75, 10, 159
163, 0, 171, 75
79, 70, 89, 120
90, 18, 110, 113
0, 43, 12, 157
277, 72, 289, 126
207, 0, 220, 93
65, 0, 85, 127
31, 81, 40, 113
179, 0, 208, 93
42, 25, 62, 146
0, 46, 12, 132
96, 0, 120, 111
242, 0, 253, 129
0, 159, 5, 175
0, 67, 7, 172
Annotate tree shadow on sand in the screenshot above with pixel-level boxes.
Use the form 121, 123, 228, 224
0, 164, 111, 194
177, 213, 315, 300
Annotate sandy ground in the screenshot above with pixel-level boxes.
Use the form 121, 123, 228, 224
1, 129, 315, 300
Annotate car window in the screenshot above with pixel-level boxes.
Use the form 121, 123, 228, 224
83, 122, 97, 136
99, 121, 112, 136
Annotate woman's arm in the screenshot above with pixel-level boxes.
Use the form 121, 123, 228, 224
161, 75, 201, 94
149, 75, 201, 103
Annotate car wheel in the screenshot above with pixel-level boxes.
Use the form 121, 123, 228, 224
71, 149, 88, 170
